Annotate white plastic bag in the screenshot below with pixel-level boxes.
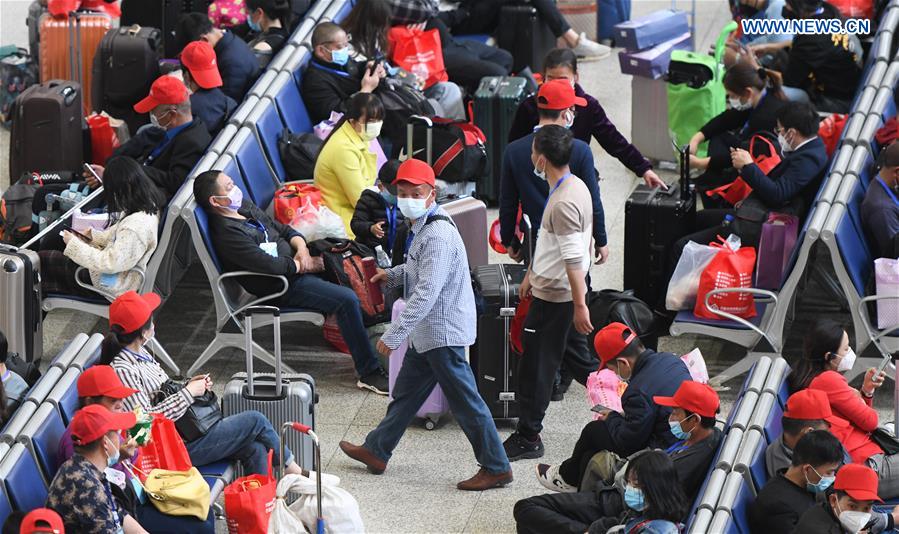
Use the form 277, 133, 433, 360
875, 257, 899, 330
666, 240, 719, 311
72, 209, 109, 233
291, 204, 349, 242
267, 473, 364, 534
681, 348, 710, 383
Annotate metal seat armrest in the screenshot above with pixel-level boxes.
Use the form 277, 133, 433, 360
214, 271, 290, 318
858, 295, 899, 360
73, 266, 146, 301
702, 288, 780, 349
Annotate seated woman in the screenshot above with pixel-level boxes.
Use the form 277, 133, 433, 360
47, 404, 148, 534
315, 92, 384, 238
245, 0, 293, 67
688, 61, 788, 202
38, 156, 161, 298
788, 319, 899, 499
102, 291, 308, 477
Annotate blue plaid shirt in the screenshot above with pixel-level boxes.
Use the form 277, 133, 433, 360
382, 204, 476, 352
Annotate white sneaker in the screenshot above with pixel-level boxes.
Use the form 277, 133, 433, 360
535, 463, 577, 493
572, 32, 612, 61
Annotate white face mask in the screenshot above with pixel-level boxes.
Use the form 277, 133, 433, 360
397, 195, 430, 220
728, 96, 752, 111
533, 157, 547, 181
837, 348, 857, 373
837, 505, 871, 534
778, 131, 793, 153
563, 109, 575, 129
361, 121, 383, 141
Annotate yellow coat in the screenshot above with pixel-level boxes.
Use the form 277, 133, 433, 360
313, 122, 377, 238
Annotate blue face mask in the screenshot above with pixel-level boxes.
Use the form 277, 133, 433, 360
805, 466, 835, 494
624, 485, 645, 512
330, 46, 350, 66
669, 414, 696, 441
380, 189, 397, 206
247, 11, 262, 32
104, 437, 121, 468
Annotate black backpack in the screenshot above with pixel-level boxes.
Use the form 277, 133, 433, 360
278, 129, 324, 181
376, 77, 435, 157
588, 289, 659, 353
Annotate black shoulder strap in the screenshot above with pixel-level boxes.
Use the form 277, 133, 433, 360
423, 214, 453, 227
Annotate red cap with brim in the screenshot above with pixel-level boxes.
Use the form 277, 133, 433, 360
537, 79, 588, 110
20, 508, 65, 534
181, 41, 223, 89
782, 388, 849, 428
393, 158, 435, 188
109, 291, 161, 334
134, 75, 190, 114
834, 464, 883, 502
78, 365, 139, 399
595, 322, 638, 367
70, 404, 137, 445
653, 381, 720, 418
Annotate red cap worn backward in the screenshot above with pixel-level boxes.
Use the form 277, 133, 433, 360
77, 365, 138, 399
20, 508, 65, 534
181, 41, 223, 89
783, 389, 849, 428
536, 79, 588, 110
134, 75, 190, 114
393, 158, 435, 188
653, 381, 720, 418
70, 404, 137, 445
109, 291, 161, 334
834, 464, 882, 502
594, 322, 638, 367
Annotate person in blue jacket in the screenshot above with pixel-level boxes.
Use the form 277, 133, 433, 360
499, 79, 606, 404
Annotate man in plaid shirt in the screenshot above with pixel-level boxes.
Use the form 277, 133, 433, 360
339, 159, 513, 491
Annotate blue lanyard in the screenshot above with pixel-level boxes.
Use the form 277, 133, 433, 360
309, 61, 350, 78
123, 348, 154, 364
666, 441, 689, 455
246, 219, 270, 242
878, 178, 899, 208
544, 173, 572, 207
385, 205, 397, 251
103, 479, 123, 531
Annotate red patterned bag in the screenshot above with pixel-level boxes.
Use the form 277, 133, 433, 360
694, 240, 757, 320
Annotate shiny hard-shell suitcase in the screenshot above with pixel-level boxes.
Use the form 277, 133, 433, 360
388, 299, 449, 430
439, 196, 488, 269
0, 246, 42, 363
222, 307, 317, 471
473, 76, 529, 205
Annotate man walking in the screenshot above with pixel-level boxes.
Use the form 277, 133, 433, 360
339, 159, 513, 491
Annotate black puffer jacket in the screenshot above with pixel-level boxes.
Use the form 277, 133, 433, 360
350, 189, 409, 266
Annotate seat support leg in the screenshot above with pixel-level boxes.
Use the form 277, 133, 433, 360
709, 354, 765, 388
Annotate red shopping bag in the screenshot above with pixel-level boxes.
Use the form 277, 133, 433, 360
273, 183, 322, 225
87, 113, 120, 166
224, 450, 276, 534
694, 240, 757, 320
706, 134, 781, 206
136, 414, 191, 481
387, 26, 449, 89
509, 293, 532, 355
818, 113, 848, 156
323, 314, 351, 354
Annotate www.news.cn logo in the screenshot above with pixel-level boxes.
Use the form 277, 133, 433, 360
740, 18, 870, 34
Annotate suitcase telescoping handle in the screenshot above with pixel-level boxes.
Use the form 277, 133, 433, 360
672, 140, 691, 202
406, 115, 433, 165
281, 422, 324, 534
242, 306, 283, 398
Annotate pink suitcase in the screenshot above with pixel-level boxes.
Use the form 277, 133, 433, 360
388, 299, 449, 430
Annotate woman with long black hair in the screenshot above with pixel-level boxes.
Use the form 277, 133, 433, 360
613, 451, 688, 534
245, 0, 294, 67
39, 156, 162, 298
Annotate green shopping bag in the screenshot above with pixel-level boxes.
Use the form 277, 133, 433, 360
666, 21, 738, 158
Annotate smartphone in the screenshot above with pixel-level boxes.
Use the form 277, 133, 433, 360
61, 225, 91, 242
368, 61, 378, 76
83, 162, 102, 184
591, 404, 613, 414
877, 354, 893, 376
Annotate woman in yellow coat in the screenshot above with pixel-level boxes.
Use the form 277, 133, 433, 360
314, 92, 385, 237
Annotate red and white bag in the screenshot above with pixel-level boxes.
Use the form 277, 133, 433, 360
694, 236, 757, 320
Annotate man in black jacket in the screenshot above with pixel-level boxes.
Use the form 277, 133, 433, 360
513, 380, 721, 533
181, 40, 238, 138
192, 170, 390, 394
84, 76, 211, 203
177, 13, 262, 102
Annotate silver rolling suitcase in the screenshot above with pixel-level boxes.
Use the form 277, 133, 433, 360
222, 306, 317, 471
0, 246, 42, 363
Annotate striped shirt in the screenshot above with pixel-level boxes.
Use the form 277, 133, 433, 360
382, 204, 476, 352
111, 348, 193, 422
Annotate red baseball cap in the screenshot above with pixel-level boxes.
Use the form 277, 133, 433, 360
393, 158, 435, 188
134, 75, 190, 114
77, 365, 138, 399
654, 381, 720, 418
20, 508, 64, 534
595, 322, 638, 367
536, 79, 587, 110
181, 41, 223, 89
109, 291, 161, 334
783, 389, 848, 428
834, 464, 882, 502
70, 404, 136, 445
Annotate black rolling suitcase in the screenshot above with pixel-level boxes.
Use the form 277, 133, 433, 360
470, 263, 527, 422
92, 25, 162, 134
9, 80, 84, 181
623, 145, 696, 307
120, 0, 210, 57
472, 76, 530, 205
496, 4, 557, 73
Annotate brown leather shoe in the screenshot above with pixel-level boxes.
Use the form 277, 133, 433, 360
456, 467, 513, 491
339, 441, 386, 474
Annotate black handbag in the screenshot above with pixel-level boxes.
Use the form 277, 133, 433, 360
871, 427, 899, 455
152, 380, 223, 442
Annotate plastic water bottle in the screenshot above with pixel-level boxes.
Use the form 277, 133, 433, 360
375, 245, 391, 268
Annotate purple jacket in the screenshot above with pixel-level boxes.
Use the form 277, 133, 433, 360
508, 84, 653, 178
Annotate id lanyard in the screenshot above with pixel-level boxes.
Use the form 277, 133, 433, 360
666, 441, 689, 455
878, 178, 899, 207
309, 61, 350, 78
122, 347, 154, 364
544, 173, 572, 208
385, 205, 398, 251
246, 219, 270, 243
103, 479, 124, 533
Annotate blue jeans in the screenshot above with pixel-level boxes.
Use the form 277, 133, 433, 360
597, 0, 632, 40
280, 274, 381, 377
186, 411, 292, 476
363, 345, 510, 474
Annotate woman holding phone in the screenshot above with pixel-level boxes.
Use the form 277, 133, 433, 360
101, 291, 308, 477
38, 157, 162, 298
